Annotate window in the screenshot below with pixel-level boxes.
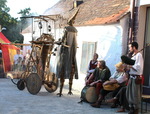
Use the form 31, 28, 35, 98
80, 41, 97, 74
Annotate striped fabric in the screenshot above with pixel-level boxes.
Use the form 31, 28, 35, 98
0, 32, 19, 72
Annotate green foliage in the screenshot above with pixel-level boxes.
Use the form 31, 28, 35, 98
0, 0, 17, 27
0, 0, 25, 43
18, 8, 33, 30
18, 8, 31, 16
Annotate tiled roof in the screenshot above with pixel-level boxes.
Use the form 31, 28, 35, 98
44, 0, 130, 26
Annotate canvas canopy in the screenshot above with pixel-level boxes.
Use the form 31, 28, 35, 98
0, 32, 19, 72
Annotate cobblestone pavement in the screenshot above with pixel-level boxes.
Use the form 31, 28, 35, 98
0, 78, 149, 114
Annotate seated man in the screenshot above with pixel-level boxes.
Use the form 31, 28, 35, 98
85, 53, 98, 82
91, 62, 128, 108
86, 60, 111, 96
106, 86, 129, 112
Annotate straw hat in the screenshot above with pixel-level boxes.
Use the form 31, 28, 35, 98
115, 62, 124, 69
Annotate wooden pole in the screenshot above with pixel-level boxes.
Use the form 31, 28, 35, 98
1, 43, 31, 46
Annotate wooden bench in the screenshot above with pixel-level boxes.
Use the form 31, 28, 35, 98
141, 86, 150, 113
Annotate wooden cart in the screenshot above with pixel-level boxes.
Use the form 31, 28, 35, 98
16, 33, 58, 95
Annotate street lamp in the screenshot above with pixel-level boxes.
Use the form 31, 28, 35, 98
1, 27, 6, 31
0, 25, 6, 32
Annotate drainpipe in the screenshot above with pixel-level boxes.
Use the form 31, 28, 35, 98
132, 0, 140, 42
129, 0, 140, 43
129, 0, 135, 43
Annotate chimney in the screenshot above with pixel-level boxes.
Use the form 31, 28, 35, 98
73, 0, 83, 8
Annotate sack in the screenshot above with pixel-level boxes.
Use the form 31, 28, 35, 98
103, 83, 120, 91
135, 75, 142, 84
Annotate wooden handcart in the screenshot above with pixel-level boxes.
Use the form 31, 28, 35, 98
15, 33, 58, 95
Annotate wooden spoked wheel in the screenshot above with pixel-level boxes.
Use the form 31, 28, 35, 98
26, 73, 42, 95
44, 73, 58, 93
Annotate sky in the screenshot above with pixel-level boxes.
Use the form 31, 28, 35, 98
6, 0, 60, 18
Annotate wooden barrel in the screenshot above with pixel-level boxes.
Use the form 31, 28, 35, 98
81, 86, 98, 103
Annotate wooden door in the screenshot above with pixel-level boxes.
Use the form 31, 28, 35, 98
143, 8, 150, 85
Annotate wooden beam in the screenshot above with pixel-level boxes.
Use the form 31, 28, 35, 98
1, 43, 31, 46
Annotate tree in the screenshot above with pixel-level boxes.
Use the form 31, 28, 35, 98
18, 8, 31, 16
0, 0, 17, 27
0, 0, 23, 43
0, 1, 36, 43
18, 8, 33, 30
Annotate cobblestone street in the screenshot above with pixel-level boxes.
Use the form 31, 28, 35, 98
0, 78, 149, 114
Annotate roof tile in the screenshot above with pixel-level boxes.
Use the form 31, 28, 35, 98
40, 0, 130, 27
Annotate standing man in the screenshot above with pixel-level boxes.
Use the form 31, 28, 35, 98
126, 42, 143, 114
56, 19, 78, 97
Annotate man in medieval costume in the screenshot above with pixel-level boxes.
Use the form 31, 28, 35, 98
56, 19, 78, 97
126, 42, 143, 114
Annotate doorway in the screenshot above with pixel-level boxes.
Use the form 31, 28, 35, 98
143, 7, 150, 85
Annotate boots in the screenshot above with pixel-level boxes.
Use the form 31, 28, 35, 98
57, 76, 64, 97
90, 95, 103, 108
111, 99, 119, 108
128, 107, 134, 114
68, 68, 74, 95
68, 80, 73, 95
134, 109, 139, 114
128, 107, 139, 114
90, 101, 101, 108
117, 108, 125, 112
111, 103, 118, 108
105, 98, 117, 103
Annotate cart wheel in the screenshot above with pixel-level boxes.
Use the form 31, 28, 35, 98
44, 73, 58, 93
26, 73, 42, 95
17, 79, 25, 90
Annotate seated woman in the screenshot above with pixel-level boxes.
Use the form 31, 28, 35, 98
86, 60, 111, 96
85, 53, 98, 83
91, 62, 128, 108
